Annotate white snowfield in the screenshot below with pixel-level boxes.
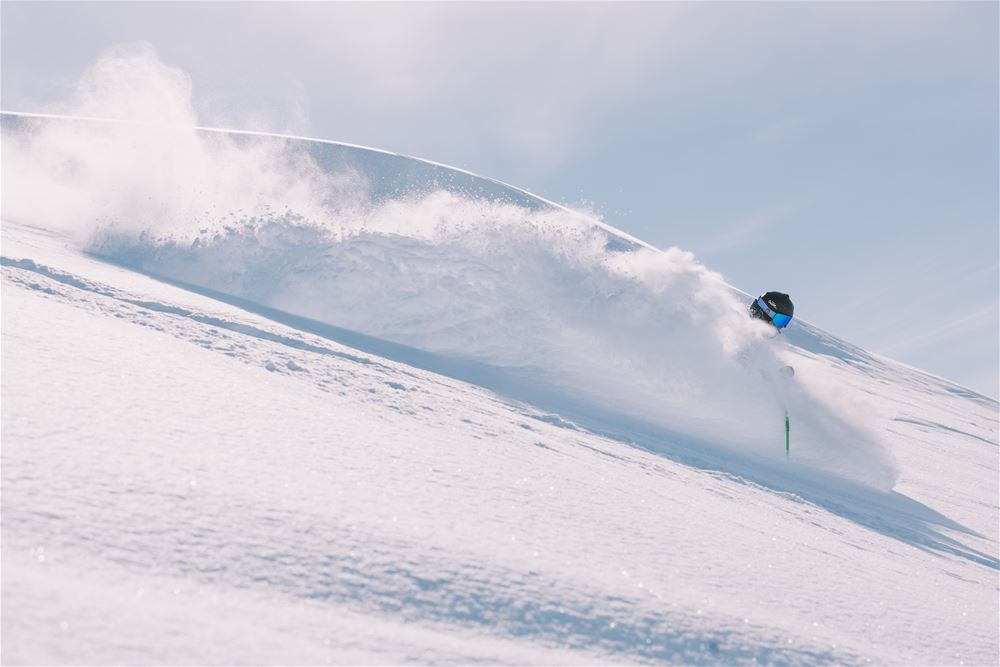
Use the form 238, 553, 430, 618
2, 111, 998, 666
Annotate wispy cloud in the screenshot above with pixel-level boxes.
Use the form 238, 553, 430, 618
3, 2, 992, 176
880, 302, 998, 358
696, 200, 800, 255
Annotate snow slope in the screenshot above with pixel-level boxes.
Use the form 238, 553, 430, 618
2, 70, 998, 665
4, 218, 997, 665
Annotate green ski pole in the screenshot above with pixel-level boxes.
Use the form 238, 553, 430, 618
785, 411, 790, 459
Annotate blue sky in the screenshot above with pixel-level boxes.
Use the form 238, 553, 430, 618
2, 2, 997, 397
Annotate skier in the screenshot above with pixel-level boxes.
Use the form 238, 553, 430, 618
749, 291, 794, 332
746, 290, 795, 376
748, 291, 796, 456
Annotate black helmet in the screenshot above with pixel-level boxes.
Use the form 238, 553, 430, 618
749, 291, 794, 330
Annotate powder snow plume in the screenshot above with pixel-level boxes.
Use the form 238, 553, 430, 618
1, 43, 898, 488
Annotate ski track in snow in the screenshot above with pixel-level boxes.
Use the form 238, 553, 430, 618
2, 221, 997, 666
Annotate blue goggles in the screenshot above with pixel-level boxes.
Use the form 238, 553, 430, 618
757, 298, 792, 329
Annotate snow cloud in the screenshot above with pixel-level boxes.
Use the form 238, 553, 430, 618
1, 45, 899, 489
1, 43, 367, 243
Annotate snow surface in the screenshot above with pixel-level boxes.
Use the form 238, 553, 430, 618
1, 53, 998, 666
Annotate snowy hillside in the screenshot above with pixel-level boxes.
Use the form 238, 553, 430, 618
2, 107, 998, 666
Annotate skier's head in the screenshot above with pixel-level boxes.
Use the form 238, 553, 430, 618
749, 292, 794, 331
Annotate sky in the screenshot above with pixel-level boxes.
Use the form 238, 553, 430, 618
2, 2, 997, 398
